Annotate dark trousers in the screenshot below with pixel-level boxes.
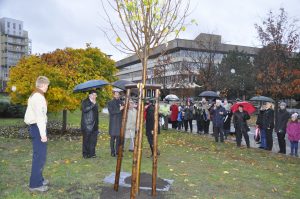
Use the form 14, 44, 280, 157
177, 121, 183, 130
196, 120, 203, 133
266, 129, 273, 151
214, 126, 224, 142
203, 120, 210, 134
110, 135, 120, 155
277, 132, 286, 154
82, 131, 98, 157
172, 121, 178, 129
29, 124, 47, 188
290, 141, 299, 155
146, 133, 153, 154
184, 119, 193, 132
236, 128, 250, 147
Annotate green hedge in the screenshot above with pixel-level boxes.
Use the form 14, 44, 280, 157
0, 99, 26, 118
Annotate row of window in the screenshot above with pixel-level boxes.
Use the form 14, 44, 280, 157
7, 22, 22, 30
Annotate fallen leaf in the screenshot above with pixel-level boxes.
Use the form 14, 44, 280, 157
223, 171, 229, 174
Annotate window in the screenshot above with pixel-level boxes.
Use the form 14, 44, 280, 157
7, 22, 10, 28
19, 24, 21, 30
13, 23, 16, 29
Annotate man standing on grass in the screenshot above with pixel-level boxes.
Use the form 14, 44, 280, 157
24, 76, 50, 192
81, 90, 99, 159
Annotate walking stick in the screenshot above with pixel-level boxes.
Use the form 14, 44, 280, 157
114, 88, 131, 191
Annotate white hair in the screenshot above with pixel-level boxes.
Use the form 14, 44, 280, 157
35, 76, 50, 88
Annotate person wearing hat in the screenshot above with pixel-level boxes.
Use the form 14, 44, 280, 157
275, 102, 290, 154
107, 90, 124, 157
81, 90, 99, 159
286, 113, 300, 157
233, 104, 250, 148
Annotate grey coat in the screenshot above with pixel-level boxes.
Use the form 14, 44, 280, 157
108, 98, 123, 136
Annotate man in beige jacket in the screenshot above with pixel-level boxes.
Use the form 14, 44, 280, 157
24, 76, 50, 192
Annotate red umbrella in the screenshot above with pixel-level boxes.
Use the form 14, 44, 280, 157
231, 101, 256, 114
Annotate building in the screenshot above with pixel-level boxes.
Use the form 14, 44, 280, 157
116, 33, 260, 97
0, 17, 31, 91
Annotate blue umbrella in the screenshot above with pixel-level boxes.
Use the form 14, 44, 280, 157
199, 91, 220, 98
73, 79, 108, 92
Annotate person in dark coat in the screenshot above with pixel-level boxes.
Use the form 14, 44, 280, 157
81, 90, 99, 159
233, 105, 250, 148
275, 102, 290, 154
256, 105, 266, 149
107, 91, 124, 157
211, 100, 227, 142
263, 102, 275, 151
183, 101, 194, 133
146, 100, 160, 157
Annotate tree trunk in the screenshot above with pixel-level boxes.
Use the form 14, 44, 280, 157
62, 110, 67, 132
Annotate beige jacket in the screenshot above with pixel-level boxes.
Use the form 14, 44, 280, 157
24, 92, 48, 137
125, 108, 137, 139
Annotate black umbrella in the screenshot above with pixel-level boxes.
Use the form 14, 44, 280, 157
73, 79, 109, 93
249, 96, 275, 103
199, 91, 220, 98
112, 80, 138, 95
112, 80, 137, 91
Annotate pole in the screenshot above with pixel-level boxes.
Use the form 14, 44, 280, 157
152, 88, 160, 196
130, 83, 144, 198
114, 88, 131, 191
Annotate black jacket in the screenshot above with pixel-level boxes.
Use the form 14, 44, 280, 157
256, 110, 265, 128
233, 111, 250, 131
81, 98, 99, 134
262, 108, 274, 130
146, 104, 160, 135
275, 109, 290, 133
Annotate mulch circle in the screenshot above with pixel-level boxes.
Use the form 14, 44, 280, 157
100, 173, 171, 199
100, 186, 166, 199
124, 172, 170, 189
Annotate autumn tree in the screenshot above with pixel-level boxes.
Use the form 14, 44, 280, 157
254, 8, 300, 107
7, 46, 117, 131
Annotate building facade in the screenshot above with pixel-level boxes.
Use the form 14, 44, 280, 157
0, 17, 31, 91
116, 33, 260, 97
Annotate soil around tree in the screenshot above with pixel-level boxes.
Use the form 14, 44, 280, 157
124, 172, 170, 190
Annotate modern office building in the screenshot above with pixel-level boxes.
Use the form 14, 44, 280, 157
0, 17, 31, 91
116, 33, 259, 97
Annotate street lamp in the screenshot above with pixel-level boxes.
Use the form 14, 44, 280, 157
230, 68, 245, 101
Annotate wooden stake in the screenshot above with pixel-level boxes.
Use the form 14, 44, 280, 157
114, 88, 131, 191
152, 89, 160, 196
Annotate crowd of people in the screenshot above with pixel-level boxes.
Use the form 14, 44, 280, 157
23, 76, 300, 192
158, 98, 300, 156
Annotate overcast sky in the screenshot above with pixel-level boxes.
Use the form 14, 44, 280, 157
1, 0, 299, 61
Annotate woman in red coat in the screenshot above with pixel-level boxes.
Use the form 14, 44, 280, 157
170, 102, 179, 129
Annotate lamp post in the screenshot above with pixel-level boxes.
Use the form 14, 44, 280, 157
230, 68, 245, 101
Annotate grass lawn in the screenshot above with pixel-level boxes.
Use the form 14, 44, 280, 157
1, 112, 300, 198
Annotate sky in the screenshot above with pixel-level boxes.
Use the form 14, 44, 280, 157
1, 0, 299, 61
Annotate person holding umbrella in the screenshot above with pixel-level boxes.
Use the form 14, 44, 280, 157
81, 90, 99, 159
108, 91, 124, 157
233, 104, 251, 148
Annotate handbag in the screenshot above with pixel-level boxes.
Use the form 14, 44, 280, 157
254, 128, 260, 142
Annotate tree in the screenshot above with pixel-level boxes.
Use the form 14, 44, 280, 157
254, 8, 299, 104
101, 0, 191, 196
6, 46, 117, 131
217, 49, 256, 99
